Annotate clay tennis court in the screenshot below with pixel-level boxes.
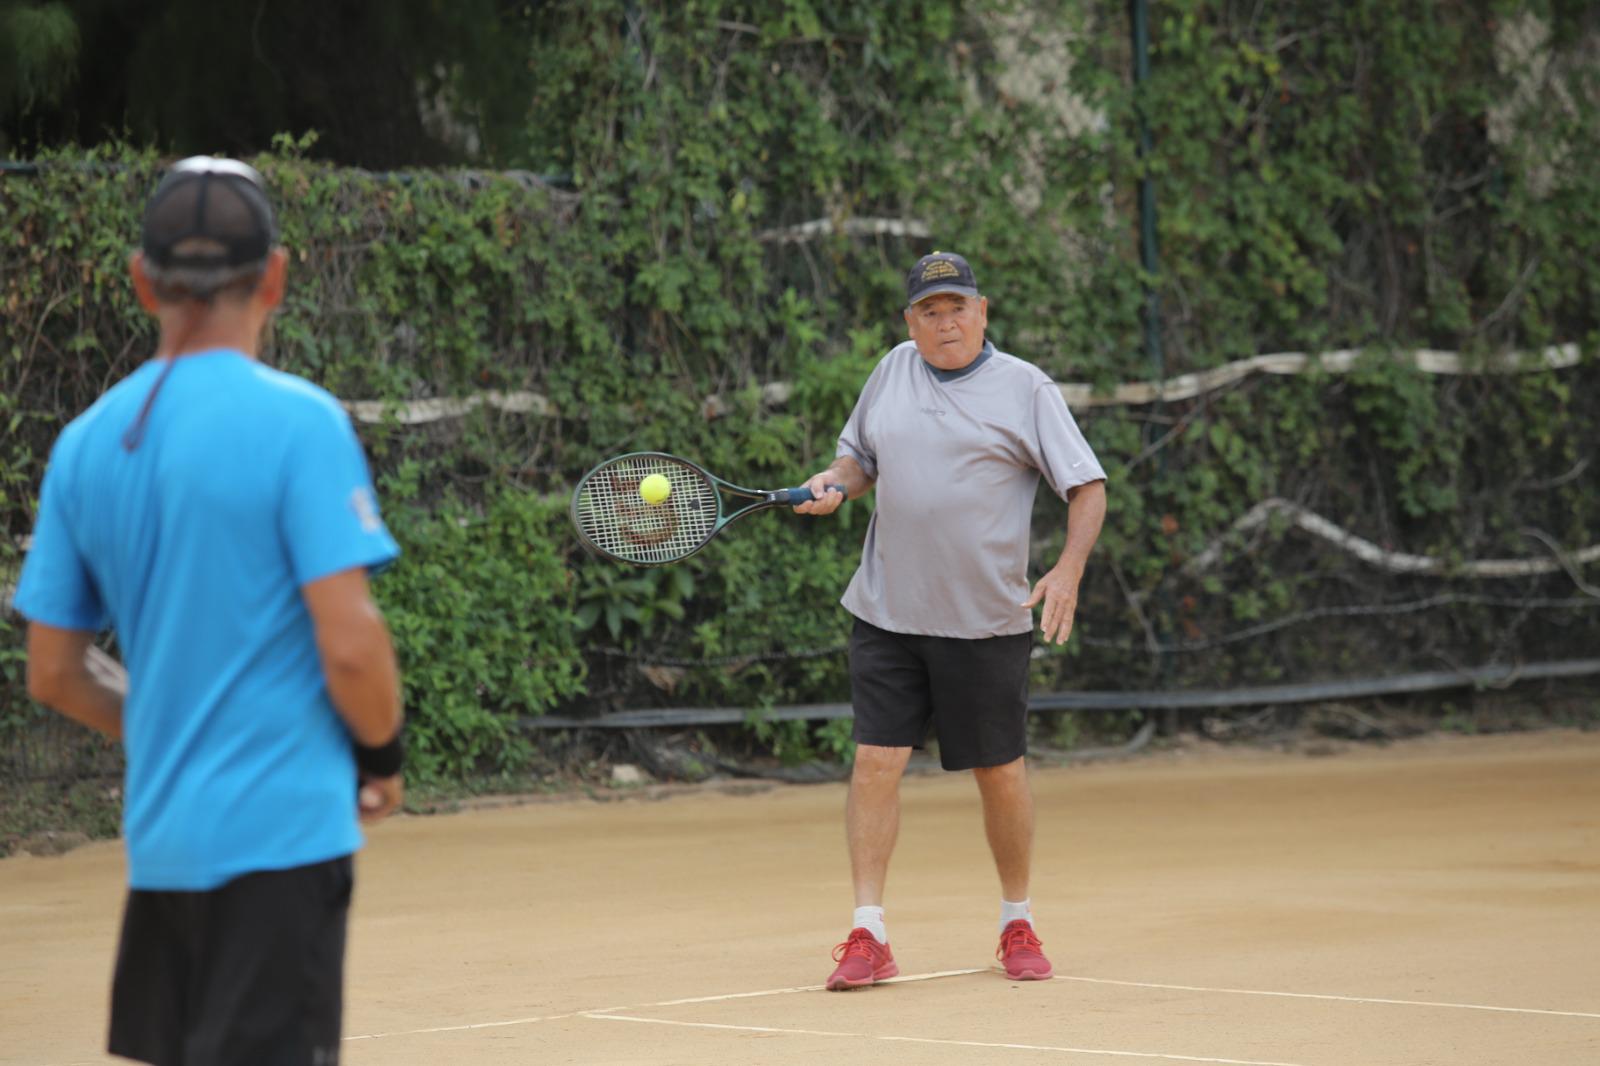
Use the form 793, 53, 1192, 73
4, 728, 1597, 1066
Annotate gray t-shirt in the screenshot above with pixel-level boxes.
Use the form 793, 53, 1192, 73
836, 340, 1106, 638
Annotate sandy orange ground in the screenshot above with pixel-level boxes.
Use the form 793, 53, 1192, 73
2, 729, 1597, 1066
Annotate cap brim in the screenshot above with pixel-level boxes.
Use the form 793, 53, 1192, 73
909, 284, 980, 305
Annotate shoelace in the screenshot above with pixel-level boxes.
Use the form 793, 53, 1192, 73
998, 924, 1043, 959
832, 929, 880, 963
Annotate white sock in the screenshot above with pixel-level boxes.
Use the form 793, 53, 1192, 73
852, 905, 887, 944
1000, 898, 1033, 932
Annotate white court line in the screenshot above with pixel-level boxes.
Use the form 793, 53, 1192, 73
587, 1013, 1312, 1066
618, 967, 985, 1009
344, 1011, 583, 1040
1054, 975, 1600, 1020
340, 967, 984, 1041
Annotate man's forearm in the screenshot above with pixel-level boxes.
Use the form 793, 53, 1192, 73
46, 672, 124, 739
303, 569, 404, 746
1055, 479, 1107, 577
26, 627, 125, 739
320, 617, 403, 747
822, 455, 875, 499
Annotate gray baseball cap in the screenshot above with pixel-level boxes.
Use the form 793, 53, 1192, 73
906, 251, 979, 305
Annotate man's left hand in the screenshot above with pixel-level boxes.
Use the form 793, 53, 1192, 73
1022, 567, 1081, 645
358, 773, 404, 824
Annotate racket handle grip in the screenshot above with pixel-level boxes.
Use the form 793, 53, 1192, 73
779, 484, 846, 505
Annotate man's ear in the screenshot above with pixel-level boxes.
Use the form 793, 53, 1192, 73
903, 306, 914, 338
255, 247, 289, 312
129, 252, 161, 313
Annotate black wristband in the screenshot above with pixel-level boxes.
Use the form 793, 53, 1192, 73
354, 732, 403, 777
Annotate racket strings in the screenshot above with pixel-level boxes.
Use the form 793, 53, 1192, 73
575, 457, 718, 564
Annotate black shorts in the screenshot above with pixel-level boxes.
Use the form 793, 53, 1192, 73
108, 855, 353, 1066
848, 617, 1032, 771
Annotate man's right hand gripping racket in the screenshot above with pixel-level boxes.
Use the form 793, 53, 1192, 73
570, 451, 843, 566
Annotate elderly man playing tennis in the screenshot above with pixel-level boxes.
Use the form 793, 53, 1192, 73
798, 251, 1107, 989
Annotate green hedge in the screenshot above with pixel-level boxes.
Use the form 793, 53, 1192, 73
4, 1, 1599, 781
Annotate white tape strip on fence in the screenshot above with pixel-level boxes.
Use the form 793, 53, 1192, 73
337, 343, 1582, 424
342, 389, 556, 425
1186, 498, 1600, 578
1059, 342, 1580, 407
755, 216, 934, 243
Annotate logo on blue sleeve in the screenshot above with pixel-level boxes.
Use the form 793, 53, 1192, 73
349, 487, 381, 533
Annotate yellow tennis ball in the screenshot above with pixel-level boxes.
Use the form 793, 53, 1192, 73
639, 473, 671, 505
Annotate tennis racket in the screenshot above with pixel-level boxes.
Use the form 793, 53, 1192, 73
570, 451, 842, 566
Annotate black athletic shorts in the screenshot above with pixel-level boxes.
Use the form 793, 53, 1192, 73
848, 617, 1032, 771
108, 855, 353, 1066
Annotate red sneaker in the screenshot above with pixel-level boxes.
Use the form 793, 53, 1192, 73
827, 927, 898, 991
998, 919, 1053, 980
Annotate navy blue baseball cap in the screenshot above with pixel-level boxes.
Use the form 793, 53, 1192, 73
906, 251, 980, 306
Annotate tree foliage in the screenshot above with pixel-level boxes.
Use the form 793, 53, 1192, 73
0, 0, 534, 166
0, 2, 80, 131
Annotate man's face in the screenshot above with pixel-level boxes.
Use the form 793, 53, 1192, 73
905, 293, 988, 371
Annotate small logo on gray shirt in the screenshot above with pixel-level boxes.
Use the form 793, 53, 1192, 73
919, 406, 948, 418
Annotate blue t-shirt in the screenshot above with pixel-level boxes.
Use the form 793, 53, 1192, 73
13, 350, 400, 890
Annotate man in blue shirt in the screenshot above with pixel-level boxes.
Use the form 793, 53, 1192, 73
14, 157, 404, 1066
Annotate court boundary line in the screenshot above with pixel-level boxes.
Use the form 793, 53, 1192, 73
585, 1013, 1314, 1066
1052, 975, 1600, 1020
343, 1011, 584, 1040
338, 967, 984, 1042
627, 966, 985, 1008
